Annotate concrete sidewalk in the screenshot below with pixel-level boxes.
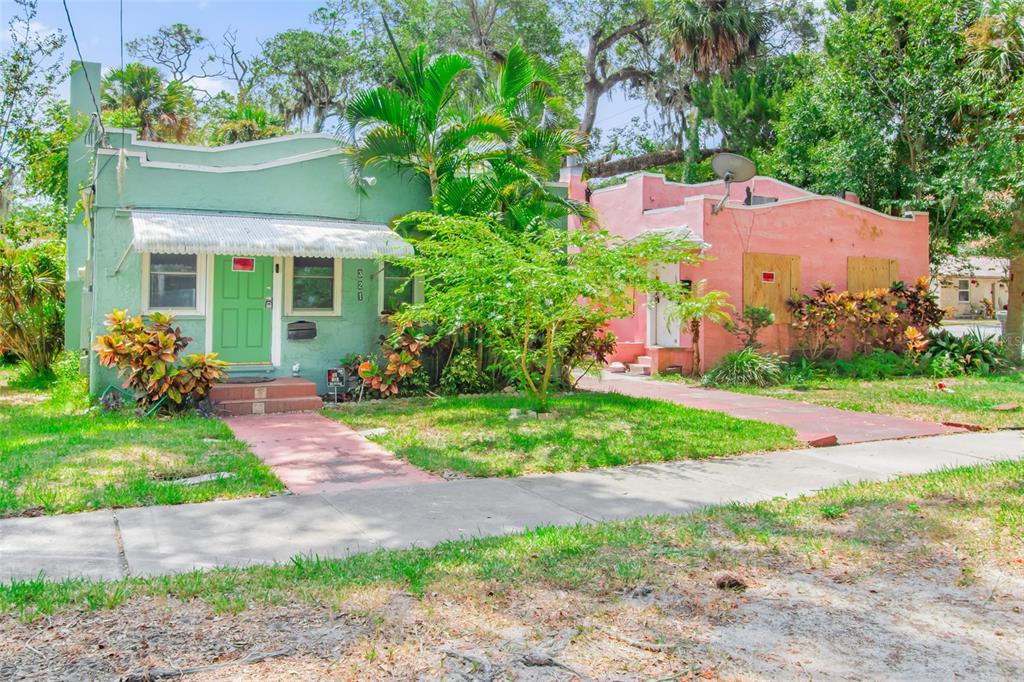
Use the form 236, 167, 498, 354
1, 431, 1020, 582
578, 372, 964, 445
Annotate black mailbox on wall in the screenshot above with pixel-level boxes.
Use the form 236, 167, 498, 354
287, 320, 317, 340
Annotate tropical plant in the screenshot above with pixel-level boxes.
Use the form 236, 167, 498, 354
92, 309, 228, 408
211, 103, 285, 144
667, 279, 733, 375
923, 329, 1009, 375
100, 62, 196, 141
0, 240, 64, 375
346, 45, 512, 198
787, 282, 850, 361
662, 0, 768, 80
701, 346, 784, 387
560, 321, 618, 388
392, 211, 703, 410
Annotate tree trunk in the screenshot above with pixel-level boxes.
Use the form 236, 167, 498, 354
1005, 212, 1024, 363
690, 319, 702, 376
585, 147, 723, 178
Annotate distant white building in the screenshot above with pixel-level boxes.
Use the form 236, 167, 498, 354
936, 256, 1009, 318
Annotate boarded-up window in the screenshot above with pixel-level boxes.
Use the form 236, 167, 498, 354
743, 252, 800, 323
847, 257, 898, 292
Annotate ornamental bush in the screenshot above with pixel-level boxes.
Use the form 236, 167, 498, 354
92, 309, 228, 409
701, 347, 785, 388
788, 277, 944, 359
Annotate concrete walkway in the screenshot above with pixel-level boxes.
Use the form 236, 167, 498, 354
578, 372, 963, 445
227, 412, 442, 494
1, 431, 1019, 582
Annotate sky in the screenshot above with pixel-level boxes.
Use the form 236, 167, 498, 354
1, 0, 646, 135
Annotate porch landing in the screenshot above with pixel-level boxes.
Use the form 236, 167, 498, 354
578, 372, 964, 446
226, 412, 442, 494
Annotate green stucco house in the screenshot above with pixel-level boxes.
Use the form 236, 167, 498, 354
64, 62, 430, 396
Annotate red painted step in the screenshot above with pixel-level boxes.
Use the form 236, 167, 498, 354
210, 378, 322, 415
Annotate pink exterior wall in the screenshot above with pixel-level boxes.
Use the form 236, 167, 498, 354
584, 172, 930, 371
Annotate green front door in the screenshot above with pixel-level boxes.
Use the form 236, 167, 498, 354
212, 255, 273, 364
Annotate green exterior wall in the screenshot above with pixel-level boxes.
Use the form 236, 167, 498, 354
65, 62, 431, 394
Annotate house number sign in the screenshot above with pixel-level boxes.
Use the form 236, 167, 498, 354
356, 267, 365, 302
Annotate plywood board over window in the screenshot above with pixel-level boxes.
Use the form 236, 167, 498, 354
743, 252, 800, 323
848, 256, 898, 292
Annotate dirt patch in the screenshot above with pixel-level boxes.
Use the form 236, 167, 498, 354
2, 547, 1021, 680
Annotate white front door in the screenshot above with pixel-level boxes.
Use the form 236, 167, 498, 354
647, 262, 681, 347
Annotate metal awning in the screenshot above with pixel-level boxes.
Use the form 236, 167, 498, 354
130, 210, 413, 258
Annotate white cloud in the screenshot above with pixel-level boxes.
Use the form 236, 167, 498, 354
189, 75, 234, 97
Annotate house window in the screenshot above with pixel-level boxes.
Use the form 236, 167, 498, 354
381, 262, 414, 314
957, 279, 970, 302
285, 257, 341, 316
146, 253, 199, 311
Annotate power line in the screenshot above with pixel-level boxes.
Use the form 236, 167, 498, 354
61, 0, 105, 137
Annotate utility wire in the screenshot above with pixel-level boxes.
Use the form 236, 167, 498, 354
61, 0, 106, 137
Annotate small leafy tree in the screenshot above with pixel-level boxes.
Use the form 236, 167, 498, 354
724, 305, 775, 349
393, 212, 702, 410
93, 310, 228, 408
666, 279, 733, 375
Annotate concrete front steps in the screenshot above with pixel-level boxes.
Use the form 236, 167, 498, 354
627, 355, 652, 376
211, 377, 322, 416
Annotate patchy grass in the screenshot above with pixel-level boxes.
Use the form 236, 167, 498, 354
0, 361, 283, 517
1, 461, 1022, 679
740, 372, 1024, 429
322, 391, 798, 476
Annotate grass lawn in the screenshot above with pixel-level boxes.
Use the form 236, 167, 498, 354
2, 460, 1021, 679
322, 391, 799, 477
742, 372, 1024, 429
0, 361, 283, 517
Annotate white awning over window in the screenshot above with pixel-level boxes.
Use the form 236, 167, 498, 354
130, 210, 413, 259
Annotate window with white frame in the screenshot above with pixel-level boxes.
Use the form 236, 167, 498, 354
285, 257, 341, 315
146, 253, 200, 311
957, 279, 970, 302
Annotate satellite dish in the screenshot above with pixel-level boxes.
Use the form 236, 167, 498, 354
711, 153, 757, 214
712, 153, 756, 183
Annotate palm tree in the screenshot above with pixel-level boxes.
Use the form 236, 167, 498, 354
213, 104, 286, 144
965, 0, 1024, 84
101, 63, 195, 142
345, 45, 513, 199
662, 0, 767, 80
668, 280, 733, 375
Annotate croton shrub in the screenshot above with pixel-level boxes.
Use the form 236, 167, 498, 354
93, 309, 228, 408
788, 277, 944, 361
357, 321, 429, 398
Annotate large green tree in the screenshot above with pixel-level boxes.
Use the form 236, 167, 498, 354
0, 0, 65, 215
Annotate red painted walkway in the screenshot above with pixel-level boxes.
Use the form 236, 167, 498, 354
226, 412, 442, 494
578, 373, 964, 446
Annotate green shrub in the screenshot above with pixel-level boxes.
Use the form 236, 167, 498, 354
701, 347, 785, 388
924, 329, 1008, 376
830, 349, 922, 380
0, 241, 65, 376
439, 348, 491, 395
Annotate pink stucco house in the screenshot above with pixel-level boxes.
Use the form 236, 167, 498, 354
561, 169, 931, 374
